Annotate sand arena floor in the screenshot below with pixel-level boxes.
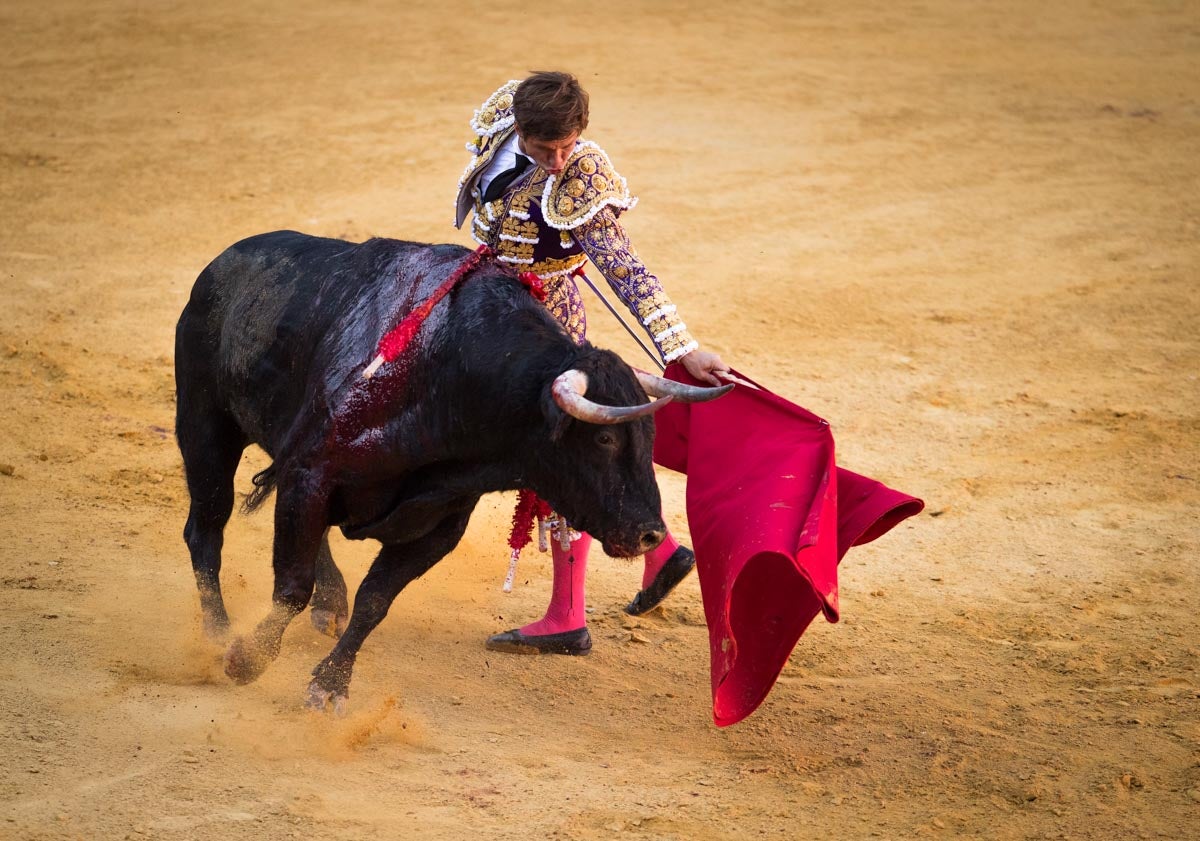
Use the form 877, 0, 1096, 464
1, 1, 1197, 838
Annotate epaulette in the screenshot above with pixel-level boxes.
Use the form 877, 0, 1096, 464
466, 80, 521, 155
541, 141, 638, 231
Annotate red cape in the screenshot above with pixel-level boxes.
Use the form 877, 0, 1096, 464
653, 367, 923, 727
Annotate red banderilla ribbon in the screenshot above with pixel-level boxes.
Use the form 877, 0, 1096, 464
363, 245, 492, 378
517, 271, 547, 302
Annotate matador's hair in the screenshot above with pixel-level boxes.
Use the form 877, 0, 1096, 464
514, 71, 590, 140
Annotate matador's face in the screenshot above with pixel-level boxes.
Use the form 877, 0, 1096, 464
517, 130, 579, 176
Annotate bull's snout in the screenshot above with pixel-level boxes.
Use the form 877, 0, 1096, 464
636, 524, 666, 555
598, 521, 666, 559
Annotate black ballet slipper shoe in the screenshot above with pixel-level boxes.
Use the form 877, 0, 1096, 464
624, 545, 696, 616
484, 626, 593, 656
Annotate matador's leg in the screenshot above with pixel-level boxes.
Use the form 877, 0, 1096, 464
626, 530, 696, 616
486, 528, 593, 655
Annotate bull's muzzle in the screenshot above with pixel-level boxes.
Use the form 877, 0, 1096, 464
601, 521, 667, 559
637, 524, 667, 555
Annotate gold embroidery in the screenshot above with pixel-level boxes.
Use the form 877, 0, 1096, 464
543, 143, 636, 230
501, 241, 535, 262
501, 217, 540, 241
542, 276, 588, 344
634, 291, 674, 322
509, 190, 532, 218
529, 254, 588, 278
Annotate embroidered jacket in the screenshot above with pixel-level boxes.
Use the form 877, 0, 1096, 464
454, 81, 698, 363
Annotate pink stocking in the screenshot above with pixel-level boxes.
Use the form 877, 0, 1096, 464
519, 532, 592, 636
641, 529, 681, 590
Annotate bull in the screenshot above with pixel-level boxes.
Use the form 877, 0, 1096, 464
174, 231, 728, 712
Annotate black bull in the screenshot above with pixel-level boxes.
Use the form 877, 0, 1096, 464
174, 231, 727, 711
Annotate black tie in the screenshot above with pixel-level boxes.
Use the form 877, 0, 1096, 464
482, 154, 531, 203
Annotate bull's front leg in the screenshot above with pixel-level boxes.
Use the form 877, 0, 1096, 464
225, 468, 329, 684
306, 508, 473, 714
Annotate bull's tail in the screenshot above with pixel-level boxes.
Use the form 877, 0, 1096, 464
241, 390, 329, 514
243, 464, 279, 513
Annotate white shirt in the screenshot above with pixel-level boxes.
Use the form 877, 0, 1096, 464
478, 133, 531, 198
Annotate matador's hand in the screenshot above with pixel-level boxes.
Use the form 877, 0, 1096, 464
679, 349, 730, 387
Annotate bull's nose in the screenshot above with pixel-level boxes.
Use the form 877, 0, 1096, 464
637, 527, 666, 555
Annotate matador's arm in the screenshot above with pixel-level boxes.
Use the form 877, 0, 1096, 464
572, 206, 699, 364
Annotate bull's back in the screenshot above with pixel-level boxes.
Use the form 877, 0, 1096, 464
176, 231, 462, 451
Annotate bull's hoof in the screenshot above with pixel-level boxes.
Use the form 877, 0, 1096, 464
223, 636, 272, 685
304, 680, 349, 716
310, 608, 348, 639
625, 546, 695, 616
485, 626, 592, 656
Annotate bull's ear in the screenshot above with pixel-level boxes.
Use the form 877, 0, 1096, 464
541, 383, 573, 443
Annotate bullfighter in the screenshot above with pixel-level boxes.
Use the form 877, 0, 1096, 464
454, 70, 731, 655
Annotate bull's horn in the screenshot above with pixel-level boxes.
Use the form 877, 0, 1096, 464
552, 369, 673, 425
635, 370, 734, 402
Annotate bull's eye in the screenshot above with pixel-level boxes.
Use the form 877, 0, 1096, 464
595, 430, 618, 450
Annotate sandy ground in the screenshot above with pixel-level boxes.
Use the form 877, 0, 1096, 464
2, 1, 1198, 839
